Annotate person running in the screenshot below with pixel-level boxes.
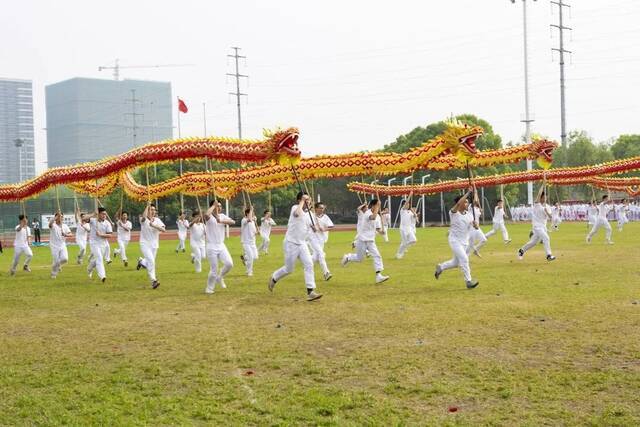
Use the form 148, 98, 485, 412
240, 206, 259, 277
203, 200, 235, 294
586, 195, 614, 244
434, 187, 480, 289
9, 214, 33, 276
269, 191, 323, 301
396, 196, 418, 259
113, 211, 132, 267
176, 211, 189, 253
75, 208, 91, 264
550, 202, 562, 231
381, 207, 391, 243
308, 201, 335, 281
466, 192, 487, 258
483, 199, 511, 244
87, 207, 113, 283
258, 210, 276, 254
189, 210, 206, 273
136, 203, 166, 289
49, 211, 72, 279
617, 198, 630, 232
518, 185, 556, 261
341, 198, 389, 284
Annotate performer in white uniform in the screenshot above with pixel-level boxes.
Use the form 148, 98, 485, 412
550, 203, 562, 231
586, 195, 614, 244
483, 199, 510, 244
617, 199, 630, 232
341, 198, 389, 284
587, 202, 597, 229
466, 195, 487, 258
518, 186, 556, 261
176, 212, 189, 253
269, 192, 323, 301
308, 202, 335, 281
434, 188, 480, 289
258, 210, 276, 254
75, 209, 90, 264
113, 211, 132, 267
381, 207, 391, 243
240, 206, 259, 276
396, 197, 418, 259
203, 200, 235, 294
87, 207, 113, 283
49, 212, 72, 279
9, 214, 33, 276
136, 203, 166, 289
189, 211, 206, 273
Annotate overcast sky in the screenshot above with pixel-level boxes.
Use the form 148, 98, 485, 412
2, 0, 639, 172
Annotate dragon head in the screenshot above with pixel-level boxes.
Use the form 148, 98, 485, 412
441, 119, 484, 160
264, 127, 301, 164
530, 137, 558, 170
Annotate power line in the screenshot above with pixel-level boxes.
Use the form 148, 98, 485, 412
124, 89, 144, 148
551, 0, 572, 160
227, 47, 248, 140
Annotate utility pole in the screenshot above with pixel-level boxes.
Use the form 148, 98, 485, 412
551, 0, 572, 161
511, 0, 537, 205
124, 89, 144, 149
226, 47, 248, 140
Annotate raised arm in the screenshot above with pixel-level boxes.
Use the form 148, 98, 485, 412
451, 188, 472, 213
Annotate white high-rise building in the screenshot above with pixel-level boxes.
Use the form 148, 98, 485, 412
0, 78, 35, 184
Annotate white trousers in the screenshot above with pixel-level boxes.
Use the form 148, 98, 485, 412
88, 243, 108, 279
114, 239, 129, 261
272, 241, 316, 289
11, 245, 33, 272
439, 239, 472, 282
308, 237, 329, 275
176, 233, 187, 251
587, 219, 612, 242
521, 227, 552, 256
396, 228, 417, 257
466, 228, 487, 254
139, 243, 158, 282
618, 215, 628, 231
191, 242, 206, 273
51, 245, 69, 275
346, 239, 384, 273
242, 242, 259, 274
484, 221, 509, 241
76, 238, 87, 261
259, 232, 271, 253
206, 246, 234, 292
382, 227, 389, 242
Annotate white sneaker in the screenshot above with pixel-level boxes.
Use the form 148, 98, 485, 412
607, 241, 614, 245
586, 236, 591, 243
375, 273, 389, 284
307, 290, 323, 301
323, 271, 332, 281
341, 254, 349, 267
247, 272, 253, 277
9, 269, 16, 276
205, 288, 215, 295
218, 277, 227, 289
395, 253, 403, 260
268, 276, 276, 292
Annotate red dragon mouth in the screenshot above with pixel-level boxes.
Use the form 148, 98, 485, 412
459, 132, 481, 155
277, 132, 300, 157
541, 146, 554, 162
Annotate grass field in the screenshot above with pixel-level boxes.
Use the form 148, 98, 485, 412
1, 222, 639, 425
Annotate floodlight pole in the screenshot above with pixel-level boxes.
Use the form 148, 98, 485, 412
387, 178, 396, 228
421, 174, 430, 227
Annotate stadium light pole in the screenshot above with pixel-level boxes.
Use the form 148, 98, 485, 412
371, 179, 378, 201
387, 178, 396, 228
14, 138, 24, 182
511, 0, 536, 206
421, 174, 431, 227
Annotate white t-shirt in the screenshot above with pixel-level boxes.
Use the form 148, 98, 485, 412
240, 217, 258, 244
14, 225, 31, 248
89, 218, 112, 246
140, 217, 165, 249
449, 210, 473, 243
205, 213, 231, 250
309, 213, 334, 243
597, 202, 610, 220
260, 217, 276, 236
285, 205, 311, 245
399, 209, 416, 231
76, 222, 90, 242
531, 203, 549, 229
117, 220, 132, 242
358, 209, 379, 242
190, 222, 205, 246
355, 210, 365, 239
177, 219, 189, 236
493, 206, 505, 224
50, 223, 71, 249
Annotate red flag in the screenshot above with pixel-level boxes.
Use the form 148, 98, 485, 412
178, 98, 188, 113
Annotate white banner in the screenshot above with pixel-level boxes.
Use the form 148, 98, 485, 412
41, 214, 78, 230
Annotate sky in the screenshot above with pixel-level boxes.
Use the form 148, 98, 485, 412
1, 0, 639, 173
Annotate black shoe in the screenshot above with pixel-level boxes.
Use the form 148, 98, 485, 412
152, 280, 160, 289
182, 249, 186, 253
518, 249, 524, 259
101, 277, 106, 284
466, 280, 479, 289
546, 255, 556, 261
136, 258, 144, 270
124, 261, 128, 267
240, 255, 246, 266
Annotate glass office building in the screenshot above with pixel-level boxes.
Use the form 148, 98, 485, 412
0, 78, 35, 184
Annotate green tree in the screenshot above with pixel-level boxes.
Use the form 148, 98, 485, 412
610, 134, 640, 159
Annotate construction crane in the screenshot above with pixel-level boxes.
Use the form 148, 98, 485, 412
98, 58, 195, 81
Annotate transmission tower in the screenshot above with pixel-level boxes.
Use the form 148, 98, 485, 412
226, 47, 248, 140
551, 0, 572, 159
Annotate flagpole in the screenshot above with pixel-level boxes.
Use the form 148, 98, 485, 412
203, 101, 210, 207
177, 97, 184, 212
